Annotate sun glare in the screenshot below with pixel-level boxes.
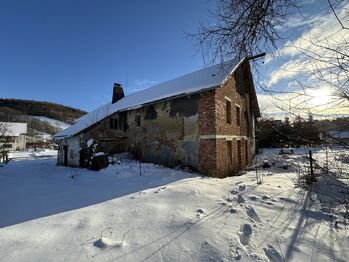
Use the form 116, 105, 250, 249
307, 88, 332, 107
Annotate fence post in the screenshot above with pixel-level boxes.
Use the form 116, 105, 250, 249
309, 150, 314, 182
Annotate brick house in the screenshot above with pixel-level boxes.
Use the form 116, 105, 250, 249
54, 58, 260, 178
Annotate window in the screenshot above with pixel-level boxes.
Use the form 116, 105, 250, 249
110, 113, 128, 131
236, 105, 241, 126
3, 144, 12, 148
110, 118, 118, 129
135, 114, 141, 127
227, 140, 232, 164
119, 112, 128, 131
226, 99, 232, 124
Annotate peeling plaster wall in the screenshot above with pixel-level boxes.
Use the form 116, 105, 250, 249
60, 94, 201, 170
127, 94, 200, 169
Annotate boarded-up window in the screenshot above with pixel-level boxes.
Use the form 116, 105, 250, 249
236, 105, 241, 126
226, 100, 232, 124
110, 118, 118, 129
227, 140, 232, 164
135, 114, 141, 127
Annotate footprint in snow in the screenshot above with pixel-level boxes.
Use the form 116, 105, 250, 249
230, 246, 243, 260
196, 208, 205, 218
230, 188, 239, 194
239, 223, 252, 246
263, 245, 283, 262
229, 208, 237, 214
154, 186, 167, 194
245, 206, 261, 222
249, 196, 258, 201
130, 191, 147, 199
238, 184, 246, 191
92, 228, 131, 257
237, 194, 245, 204
93, 237, 123, 249
262, 195, 270, 200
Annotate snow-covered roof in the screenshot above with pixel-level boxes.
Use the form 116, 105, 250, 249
1, 122, 27, 136
54, 60, 243, 138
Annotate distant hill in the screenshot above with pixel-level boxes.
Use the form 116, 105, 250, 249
0, 98, 86, 136
0, 98, 86, 124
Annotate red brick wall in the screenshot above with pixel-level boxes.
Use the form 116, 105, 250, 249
198, 61, 257, 178
198, 139, 217, 176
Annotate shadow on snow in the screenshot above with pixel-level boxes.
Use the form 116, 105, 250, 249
0, 158, 195, 228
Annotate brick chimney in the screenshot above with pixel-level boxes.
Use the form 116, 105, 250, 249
112, 83, 124, 104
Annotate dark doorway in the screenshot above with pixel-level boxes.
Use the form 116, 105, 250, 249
63, 145, 68, 166
237, 140, 242, 168
245, 139, 249, 164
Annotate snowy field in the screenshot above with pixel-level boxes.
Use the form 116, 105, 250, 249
0, 149, 348, 261
8, 148, 58, 160
31, 116, 71, 130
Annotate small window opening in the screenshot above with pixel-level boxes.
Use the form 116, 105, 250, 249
226, 100, 232, 124
236, 106, 241, 126
110, 118, 118, 129
135, 114, 141, 127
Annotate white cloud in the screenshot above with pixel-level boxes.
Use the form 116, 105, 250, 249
264, 1, 349, 90
266, 58, 308, 87
258, 85, 349, 119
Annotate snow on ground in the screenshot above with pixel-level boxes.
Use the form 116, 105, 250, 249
31, 130, 53, 141
0, 149, 348, 262
31, 116, 71, 130
8, 148, 57, 160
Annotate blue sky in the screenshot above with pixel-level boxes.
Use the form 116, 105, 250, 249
0, 0, 347, 117
0, 0, 214, 111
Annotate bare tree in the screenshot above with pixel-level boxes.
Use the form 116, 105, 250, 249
190, 0, 299, 64
192, 0, 349, 135
191, 0, 347, 64
0, 122, 10, 164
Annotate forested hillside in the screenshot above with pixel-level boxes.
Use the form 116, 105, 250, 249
0, 98, 86, 124
0, 98, 86, 136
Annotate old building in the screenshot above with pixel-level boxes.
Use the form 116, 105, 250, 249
0, 122, 27, 151
54, 58, 260, 178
